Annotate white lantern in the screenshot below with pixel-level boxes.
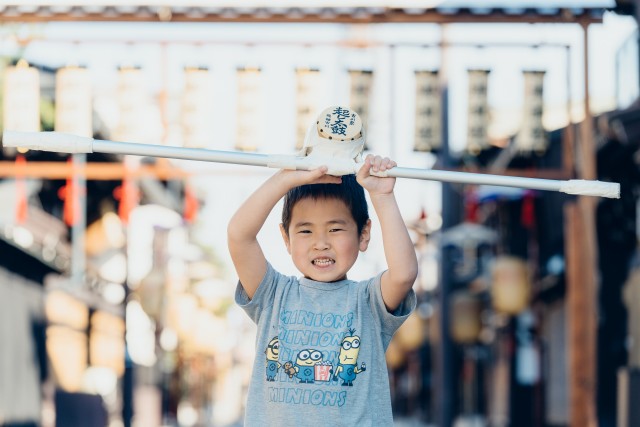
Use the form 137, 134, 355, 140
55, 66, 92, 137
236, 67, 262, 152
181, 66, 213, 148
3, 59, 40, 133
295, 68, 322, 150
515, 70, 547, 155
466, 69, 491, 155
414, 70, 441, 152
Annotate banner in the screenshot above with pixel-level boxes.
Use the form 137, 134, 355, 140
181, 66, 214, 148
114, 66, 146, 143
55, 66, 92, 137
515, 70, 547, 154
466, 69, 490, 155
295, 68, 322, 150
236, 67, 262, 151
348, 69, 373, 138
414, 70, 441, 152
3, 59, 40, 133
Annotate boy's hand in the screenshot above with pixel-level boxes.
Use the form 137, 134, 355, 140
356, 154, 397, 196
277, 166, 342, 189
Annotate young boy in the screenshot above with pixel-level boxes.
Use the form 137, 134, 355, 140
227, 154, 418, 426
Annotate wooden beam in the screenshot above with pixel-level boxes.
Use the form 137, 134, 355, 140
565, 200, 598, 427
0, 8, 604, 25
0, 161, 190, 180
564, 202, 597, 427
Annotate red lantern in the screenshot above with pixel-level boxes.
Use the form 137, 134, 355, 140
15, 155, 28, 223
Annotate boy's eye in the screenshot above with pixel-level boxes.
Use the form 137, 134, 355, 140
330, 228, 344, 232
297, 230, 311, 234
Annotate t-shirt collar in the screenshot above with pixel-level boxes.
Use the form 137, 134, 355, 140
298, 275, 351, 290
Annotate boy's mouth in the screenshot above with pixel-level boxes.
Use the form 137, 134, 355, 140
312, 257, 335, 267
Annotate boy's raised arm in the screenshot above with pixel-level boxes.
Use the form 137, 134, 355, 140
357, 155, 418, 312
227, 167, 341, 299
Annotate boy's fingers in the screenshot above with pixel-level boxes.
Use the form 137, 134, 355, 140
315, 165, 328, 174
372, 155, 387, 173
357, 158, 372, 180
358, 154, 396, 178
308, 166, 329, 179
309, 166, 341, 184
380, 158, 395, 171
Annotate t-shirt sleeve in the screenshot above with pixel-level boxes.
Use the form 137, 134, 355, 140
234, 261, 281, 324
366, 272, 416, 341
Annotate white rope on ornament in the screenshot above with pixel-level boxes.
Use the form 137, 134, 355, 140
2, 106, 620, 199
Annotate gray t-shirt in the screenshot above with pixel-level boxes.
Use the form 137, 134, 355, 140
235, 262, 416, 427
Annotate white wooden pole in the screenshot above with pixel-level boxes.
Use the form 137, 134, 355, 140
2, 130, 620, 199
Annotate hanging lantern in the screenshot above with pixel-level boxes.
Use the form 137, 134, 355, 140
15, 155, 28, 223
113, 169, 139, 225
181, 66, 213, 148
295, 68, 322, 150
450, 291, 483, 344
491, 256, 531, 315
395, 312, 427, 351
348, 69, 373, 137
45, 289, 89, 392
85, 211, 125, 257
3, 59, 40, 133
114, 65, 146, 144
466, 69, 491, 155
89, 311, 125, 376
515, 70, 547, 155
55, 65, 92, 137
183, 182, 199, 224
236, 67, 262, 152
414, 70, 441, 152
385, 338, 406, 370
57, 158, 80, 226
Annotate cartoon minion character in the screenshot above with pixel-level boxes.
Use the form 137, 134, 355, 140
333, 329, 366, 386
265, 336, 281, 382
293, 349, 323, 383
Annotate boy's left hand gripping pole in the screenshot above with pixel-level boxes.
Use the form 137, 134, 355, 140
2, 130, 94, 153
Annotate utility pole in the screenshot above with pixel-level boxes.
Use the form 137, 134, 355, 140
436, 24, 463, 427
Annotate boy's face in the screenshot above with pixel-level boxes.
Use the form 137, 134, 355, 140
280, 197, 371, 282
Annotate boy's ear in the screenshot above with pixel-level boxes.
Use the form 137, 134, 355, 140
359, 219, 372, 252
280, 223, 292, 254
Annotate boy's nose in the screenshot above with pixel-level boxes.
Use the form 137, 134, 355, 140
313, 236, 330, 250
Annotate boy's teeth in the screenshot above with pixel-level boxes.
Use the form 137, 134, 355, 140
313, 258, 334, 266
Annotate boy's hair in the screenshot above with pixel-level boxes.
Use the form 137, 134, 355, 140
282, 174, 369, 235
